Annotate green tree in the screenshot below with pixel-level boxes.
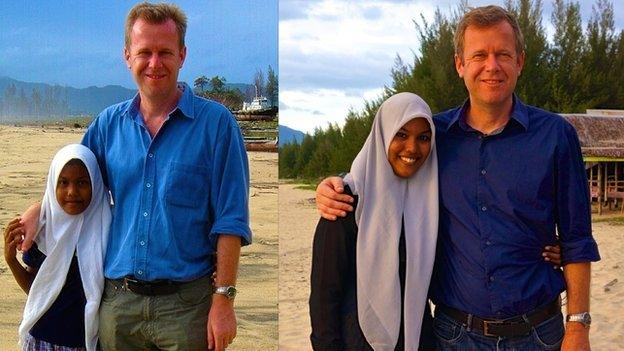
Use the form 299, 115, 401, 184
507, 0, 551, 107
391, 6, 465, 113
210, 76, 226, 93
194, 75, 209, 93
266, 65, 278, 107
579, 0, 618, 109
548, 0, 584, 112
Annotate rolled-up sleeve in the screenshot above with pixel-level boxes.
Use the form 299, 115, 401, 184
208, 115, 252, 246
556, 122, 600, 264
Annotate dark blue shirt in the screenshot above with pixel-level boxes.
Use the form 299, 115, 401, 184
82, 82, 251, 281
429, 96, 600, 318
23, 245, 86, 347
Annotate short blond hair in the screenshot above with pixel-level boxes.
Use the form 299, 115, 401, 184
125, 2, 187, 48
454, 5, 524, 59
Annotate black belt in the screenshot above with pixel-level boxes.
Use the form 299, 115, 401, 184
112, 276, 183, 296
436, 299, 561, 337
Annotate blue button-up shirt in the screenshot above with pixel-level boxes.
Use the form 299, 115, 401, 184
429, 96, 600, 318
82, 83, 251, 281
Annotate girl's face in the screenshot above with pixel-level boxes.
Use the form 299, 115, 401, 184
56, 160, 92, 215
387, 118, 432, 178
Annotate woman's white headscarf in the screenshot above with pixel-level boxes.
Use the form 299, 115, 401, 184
19, 144, 111, 351
344, 92, 438, 351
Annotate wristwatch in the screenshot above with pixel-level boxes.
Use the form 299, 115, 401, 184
566, 312, 591, 327
214, 285, 237, 299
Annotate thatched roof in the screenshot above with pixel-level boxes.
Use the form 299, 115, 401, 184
562, 114, 624, 159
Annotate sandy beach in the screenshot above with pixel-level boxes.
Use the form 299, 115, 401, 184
278, 183, 624, 350
0, 125, 277, 350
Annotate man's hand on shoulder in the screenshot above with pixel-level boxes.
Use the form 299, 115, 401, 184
562, 323, 590, 351
20, 202, 41, 251
316, 176, 354, 220
207, 295, 236, 351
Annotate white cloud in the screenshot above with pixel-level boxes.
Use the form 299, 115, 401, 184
280, 87, 385, 134
279, 0, 624, 133
280, 0, 436, 132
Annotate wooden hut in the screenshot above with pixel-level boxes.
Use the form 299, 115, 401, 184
562, 112, 624, 214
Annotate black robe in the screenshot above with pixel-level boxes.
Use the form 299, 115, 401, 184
310, 186, 434, 351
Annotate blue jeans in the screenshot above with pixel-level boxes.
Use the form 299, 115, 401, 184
433, 310, 564, 351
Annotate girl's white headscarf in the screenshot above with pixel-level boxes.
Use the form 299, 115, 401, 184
344, 92, 438, 351
19, 144, 111, 351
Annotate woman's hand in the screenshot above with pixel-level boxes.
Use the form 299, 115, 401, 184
542, 244, 562, 268
4, 217, 24, 263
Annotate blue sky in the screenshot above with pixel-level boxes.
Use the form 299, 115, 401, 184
0, 1, 277, 89
280, 0, 624, 133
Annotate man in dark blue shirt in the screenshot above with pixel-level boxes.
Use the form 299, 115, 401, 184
316, 5, 599, 351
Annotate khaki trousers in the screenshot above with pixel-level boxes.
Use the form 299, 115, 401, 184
99, 275, 212, 351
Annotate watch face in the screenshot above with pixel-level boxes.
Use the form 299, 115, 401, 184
226, 286, 237, 298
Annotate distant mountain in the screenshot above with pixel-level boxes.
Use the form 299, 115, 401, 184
279, 125, 306, 145
0, 77, 254, 121
0, 76, 136, 119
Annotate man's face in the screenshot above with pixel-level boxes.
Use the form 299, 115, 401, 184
124, 18, 186, 101
455, 21, 524, 111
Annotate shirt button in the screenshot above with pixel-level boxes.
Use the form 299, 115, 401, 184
146, 182, 151, 188
148, 153, 154, 158
481, 206, 487, 211
486, 240, 492, 246
143, 212, 148, 217
489, 276, 494, 282
140, 241, 145, 246
481, 169, 487, 175
137, 270, 143, 275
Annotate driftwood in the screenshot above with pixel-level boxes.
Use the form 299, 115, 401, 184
235, 113, 276, 122
245, 140, 277, 152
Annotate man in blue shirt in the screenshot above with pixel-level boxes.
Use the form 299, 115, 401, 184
316, 5, 599, 351
20, 3, 250, 351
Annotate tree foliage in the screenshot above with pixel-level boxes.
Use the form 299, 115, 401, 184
279, 0, 624, 181
193, 75, 209, 93
197, 75, 244, 111
266, 65, 279, 107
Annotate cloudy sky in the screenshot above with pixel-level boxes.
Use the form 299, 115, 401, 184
280, 0, 624, 134
0, 1, 277, 89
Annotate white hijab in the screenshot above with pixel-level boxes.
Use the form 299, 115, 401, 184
19, 144, 111, 351
344, 92, 438, 351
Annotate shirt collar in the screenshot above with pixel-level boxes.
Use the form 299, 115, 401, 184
122, 82, 195, 120
447, 94, 530, 132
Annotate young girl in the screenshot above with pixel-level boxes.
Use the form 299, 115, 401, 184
3, 144, 111, 351
310, 92, 438, 350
